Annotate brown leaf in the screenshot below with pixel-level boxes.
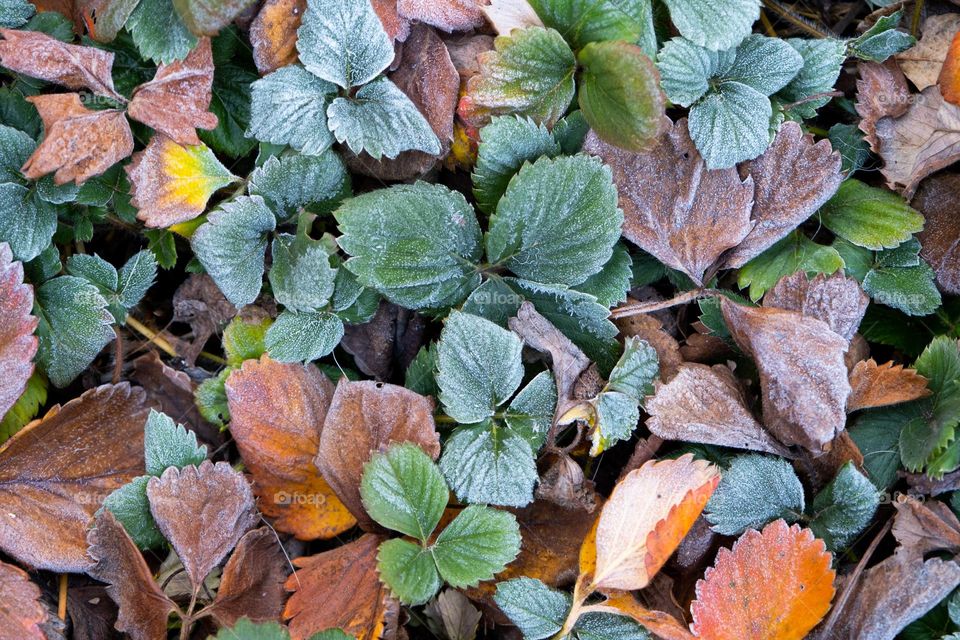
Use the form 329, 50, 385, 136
22, 93, 133, 185
341, 300, 427, 380
897, 14, 960, 90
373, 0, 411, 42
172, 0, 258, 36
535, 453, 599, 513
425, 589, 481, 640
444, 34, 495, 81
87, 510, 176, 640
0, 383, 149, 572
912, 172, 960, 294
645, 363, 793, 456
65, 581, 119, 640
224, 356, 357, 540
146, 461, 258, 592
795, 431, 865, 492
250, 0, 305, 74
171, 273, 237, 365
127, 38, 217, 145
892, 494, 960, 554
876, 85, 960, 198
613, 311, 683, 382
316, 379, 440, 531
847, 358, 931, 412
0, 28, 122, 100
0, 559, 47, 640
206, 527, 288, 627
723, 121, 843, 268
397, 0, 485, 32
584, 119, 753, 285
762, 271, 869, 342
482, 0, 543, 35
721, 299, 851, 453
284, 533, 399, 640
856, 60, 911, 152
0, 242, 37, 421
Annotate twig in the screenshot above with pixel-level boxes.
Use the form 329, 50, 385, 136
58, 574, 67, 620
125, 315, 227, 366
760, 10, 778, 37
610, 289, 717, 319
910, 0, 925, 37
112, 326, 124, 384
761, 0, 835, 38
780, 90, 844, 112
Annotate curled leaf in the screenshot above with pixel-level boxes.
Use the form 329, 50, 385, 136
912, 172, 960, 294
0, 242, 37, 421
847, 359, 931, 412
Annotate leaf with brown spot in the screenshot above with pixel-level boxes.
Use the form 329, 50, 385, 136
912, 172, 960, 294
847, 359, 931, 412
0, 383, 149, 572
397, 0, 485, 32
690, 520, 835, 640
224, 355, 356, 540
22, 93, 133, 185
87, 510, 176, 640
0, 559, 47, 640
0, 28, 122, 100
897, 14, 960, 91
127, 37, 218, 145
762, 271, 868, 342
613, 311, 683, 382
205, 527, 288, 627
940, 28, 960, 105
315, 378, 440, 531
584, 119, 753, 285
0, 242, 37, 422
892, 494, 960, 555
250, 0, 305, 74
284, 533, 399, 640
146, 460, 257, 592
856, 60, 911, 152
721, 298, 851, 453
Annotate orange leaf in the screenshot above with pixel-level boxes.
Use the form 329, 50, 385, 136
690, 520, 835, 640
847, 358, 931, 412
0, 559, 47, 639
249, 0, 305, 74
206, 527, 288, 627
939, 28, 960, 105
0, 242, 37, 421
224, 355, 356, 540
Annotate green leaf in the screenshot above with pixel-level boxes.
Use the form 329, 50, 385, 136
849, 9, 916, 62
552, 110, 590, 153
527, 0, 644, 50
196, 369, 231, 427
102, 476, 165, 549
504, 371, 557, 451
191, 195, 276, 307
777, 38, 847, 119
574, 243, 632, 308
116, 251, 157, 313
433, 505, 521, 587
377, 538, 442, 606
437, 311, 524, 424
577, 40, 665, 152
724, 35, 804, 95
0, 0, 34, 27
0, 122, 32, 181
808, 462, 879, 551
69, 251, 157, 323
661, 0, 760, 51
574, 614, 651, 640
0, 183, 56, 262
35, 276, 114, 388
494, 578, 571, 640
222, 316, 270, 366
818, 180, 924, 250
336, 182, 482, 309
0, 371, 46, 443
705, 454, 804, 535
607, 336, 659, 400
327, 77, 441, 160
296, 0, 393, 89
144, 409, 207, 476
737, 231, 845, 301
264, 310, 344, 363
828, 123, 871, 175
657, 37, 733, 106
689, 82, 772, 170
127, 0, 198, 63
487, 154, 622, 286
201, 59, 258, 159
269, 232, 337, 313
472, 116, 561, 215
589, 391, 640, 456
862, 260, 942, 317
211, 618, 311, 640
249, 152, 350, 220
848, 409, 903, 490
360, 442, 448, 541
405, 344, 438, 398
247, 65, 337, 156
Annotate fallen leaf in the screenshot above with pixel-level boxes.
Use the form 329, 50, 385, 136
940, 28, 960, 105
584, 119, 753, 285
315, 378, 440, 531
797, 431, 864, 492
249, 0, 306, 74
645, 363, 792, 456
847, 358, 931, 412
721, 299, 851, 453
482, 0, 543, 35
172, 0, 258, 35
891, 494, 960, 554
87, 510, 176, 640
912, 172, 960, 294
0, 559, 47, 640
0, 28, 122, 100
22, 93, 133, 185
535, 453, 599, 513
444, 34, 495, 81
206, 527, 288, 627
589, 454, 720, 591
0, 383, 149, 572
171, 273, 238, 365
397, 0, 485, 32
425, 589, 482, 640
341, 300, 427, 380
897, 14, 960, 90
876, 85, 960, 198
372, 0, 410, 42
613, 311, 683, 382
127, 37, 218, 145
146, 460, 258, 592
284, 533, 399, 640
856, 60, 911, 152
0, 242, 37, 421
224, 355, 356, 540
586, 592, 694, 640
690, 520, 835, 640
65, 581, 118, 640
762, 271, 869, 342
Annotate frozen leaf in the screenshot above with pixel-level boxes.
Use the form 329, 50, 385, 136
482, 0, 543, 35
247, 65, 337, 156
128, 133, 238, 228
737, 232, 845, 301
828, 123, 871, 174
0, 383, 149, 572
249, 151, 350, 220
762, 271, 868, 342
897, 14, 960, 91
576, 243, 632, 308
661, 0, 760, 51
721, 299, 851, 452
206, 527, 288, 627
397, 0, 483, 32
225, 356, 356, 540
808, 462, 878, 551
250, 0, 305, 74
377, 538, 441, 605
690, 520, 835, 640
0, 559, 46, 639
892, 494, 960, 554
296, 0, 393, 89
0, 243, 36, 421
848, 410, 902, 490
818, 178, 924, 251
212, 619, 302, 640
494, 577, 570, 640
856, 60, 910, 152
778, 38, 847, 118
862, 243, 942, 317
912, 173, 960, 294
590, 454, 720, 591
22, 94, 132, 185
848, 358, 931, 412
705, 454, 804, 536
849, 10, 915, 63
0, 0, 33, 27
143, 409, 206, 475
317, 378, 440, 531
172, 0, 257, 35
266, 310, 343, 362
67, 250, 157, 323
102, 476, 163, 549
269, 231, 336, 312
127, 37, 218, 145
0, 182, 56, 262
432, 504, 521, 587
127, 0, 198, 64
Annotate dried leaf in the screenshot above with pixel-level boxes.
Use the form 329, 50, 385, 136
0, 28, 122, 99
847, 358, 931, 412
690, 520, 835, 640
284, 533, 399, 640
250, 0, 305, 74
224, 355, 356, 540
0, 242, 37, 421
372, 0, 410, 42
896, 14, 960, 90
127, 37, 218, 145
891, 494, 960, 554
589, 454, 720, 591
171, 273, 237, 365
613, 312, 683, 382
482, 0, 543, 35
146, 460, 258, 591
206, 527, 288, 627
584, 119, 753, 285
172, 0, 257, 35
535, 453, 599, 513
87, 510, 176, 640
721, 299, 851, 453
341, 301, 426, 380
22, 93, 133, 185
425, 589, 481, 640
315, 378, 440, 531
397, 0, 484, 32
0, 383, 149, 572
912, 172, 960, 294
939, 28, 960, 105
856, 60, 911, 152
762, 271, 869, 342
0, 559, 46, 640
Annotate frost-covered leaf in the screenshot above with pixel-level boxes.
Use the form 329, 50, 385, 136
661, 0, 760, 51
705, 454, 804, 536
808, 462, 879, 551
269, 230, 337, 313
688, 82, 772, 170
247, 65, 337, 156
848, 358, 931, 412
249, 152, 350, 219
264, 310, 344, 363
0, 242, 36, 423
818, 179, 924, 250
0, 183, 56, 262
862, 244, 942, 317
377, 537, 441, 605
849, 10, 916, 62
433, 504, 520, 587
829, 123, 871, 174
762, 271, 868, 342
0, 0, 33, 28
778, 38, 847, 119
101, 476, 163, 549
494, 577, 570, 640
848, 409, 903, 490
574, 243, 632, 308
68, 251, 157, 323
738, 231, 845, 301
144, 409, 207, 475
127, 0, 198, 64
527, 0, 645, 50
172, 0, 257, 36
397, 0, 484, 32
897, 14, 960, 92
656, 37, 730, 107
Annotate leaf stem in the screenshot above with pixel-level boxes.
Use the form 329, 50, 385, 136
610, 289, 719, 319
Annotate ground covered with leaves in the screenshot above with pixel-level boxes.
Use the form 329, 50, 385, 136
2, 0, 960, 638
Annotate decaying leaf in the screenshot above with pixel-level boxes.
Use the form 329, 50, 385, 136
614, 311, 683, 382
0, 243, 37, 421
206, 527, 288, 627
896, 14, 960, 91
315, 378, 440, 531
891, 494, 960, 555
224, 355, 356, 540
913, 172, 960, 294
131, 351, 220, 446
127, 37, 218, 145
762, 271, 868, 342
22, 93, 133, 185
341, 301, 426, 380
847, 358, 931, 412
425, 589, 482, 640
171, 273, 238, 365
372, 0, 411, 42
482, 0, 543, 35
856, 60, 911, 152
0, 559, 46, 640
397, 0, 485, 32
690, 520, 835, 640
0, 383, 149, 572
249, 0, 306, 74
940, 28, 960, 105
172, 0, 258, 36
